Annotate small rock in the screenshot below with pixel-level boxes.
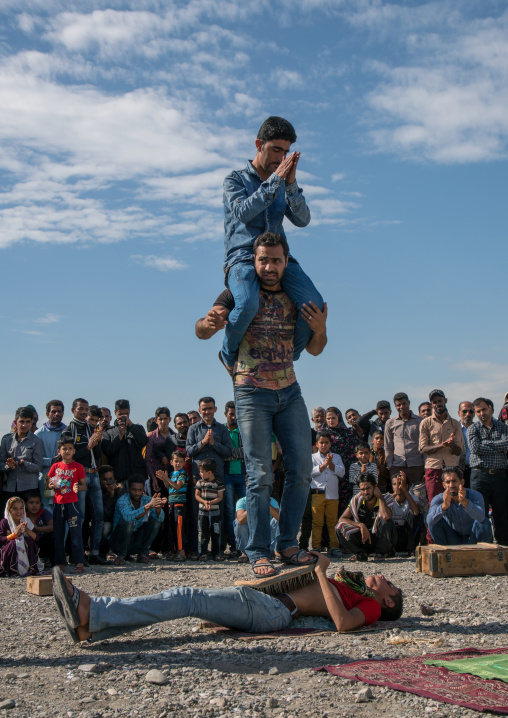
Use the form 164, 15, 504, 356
420, 604, 435, 616
78, 663, 99, 673
210, 697, 227, 708
4, 673, 17, 680
145, 669, 169, 685
266, 697, 279, 708
107, 688, 118, 696
355, 687, 373, 703
0, 700, 15, 710
268, 667, 279, 675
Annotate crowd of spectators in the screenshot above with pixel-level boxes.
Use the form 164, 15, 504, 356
1, 389, 507, 577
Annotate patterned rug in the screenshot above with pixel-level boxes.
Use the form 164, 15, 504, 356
316, 647, 508, 714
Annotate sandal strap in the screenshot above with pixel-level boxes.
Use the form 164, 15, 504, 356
71, 585, 80, 611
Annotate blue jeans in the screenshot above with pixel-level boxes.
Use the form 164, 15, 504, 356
235, 382, 312, 562
109, 515, 161, 559
471, 469, 508, 545
221, 260, 324, 367
429, 517, 493, 545
88, 584, 292, 642
77, 472, 104, 556
38, 474, 54, 513
223, 473, 247, 548
52, 502, 84, 566
234, 518, 279, 554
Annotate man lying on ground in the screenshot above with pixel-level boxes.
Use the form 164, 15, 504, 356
52, 552, 402, 644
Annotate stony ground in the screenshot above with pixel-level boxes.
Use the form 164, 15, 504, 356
1, 555, 507, 718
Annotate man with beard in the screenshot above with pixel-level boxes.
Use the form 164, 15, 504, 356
427, 466, 492, 545
35, 400, 67, 511
458, 401, 475, 488
419, 390, 465, 541
195, 232, 327, 576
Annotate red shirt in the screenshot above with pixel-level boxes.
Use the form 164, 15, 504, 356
327, 578, 381, 625
47, 461, 85, 504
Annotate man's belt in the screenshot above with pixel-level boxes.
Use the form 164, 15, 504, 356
85, 468, 97, 474
311, 488, 326, 495
274, 593, 300, 619
487, 468, 507, 475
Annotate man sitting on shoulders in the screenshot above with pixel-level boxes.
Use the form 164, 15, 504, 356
426, 466, 492, 545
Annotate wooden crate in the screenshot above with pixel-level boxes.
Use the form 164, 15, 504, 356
416, 543, 508, 578
26, 575, 73, 596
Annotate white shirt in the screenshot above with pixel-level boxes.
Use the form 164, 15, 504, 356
311, 451, 345, 500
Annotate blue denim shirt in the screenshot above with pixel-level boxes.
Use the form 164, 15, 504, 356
427, 489, 485, 536
112, 493, 164, 532
223, 162, 310, 271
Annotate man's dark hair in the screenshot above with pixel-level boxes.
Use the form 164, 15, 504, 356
473, 397, 494, 410
72, 398, 88, 410
115, 399, 130, 412
128, 474, 145, 488
155, 406, 170, 418
257, 116, 296, 144
57, 436, 74, 449
198, 458, 217, 474
87, 404, 102, 419
253, 231, 289, 259
376, 400, 391, 411
98, 465, 114, 478
356, 473, 377, 487
101, 406, 111, 415
442, 466, 462, 480
46, 400, 64, 413
379, 588, 404, 622
345, 408, 359, 417
371, 430, 384, 438
355, 441, 371, 453
393, 392, 409, 403
172, 449, 186, 460
225, 400, 235, 412
198, 396, 215, 407
146, 417, 157, 432
316, 430, 332, 442
15, 407, 34, 421
418, 402, 431, 412
174, 412, 189, 424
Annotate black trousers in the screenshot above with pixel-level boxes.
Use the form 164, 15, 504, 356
336, 518, 397, 556
198, 511, 222, 556
168, 502, 186, 552
471, 469, 508, 545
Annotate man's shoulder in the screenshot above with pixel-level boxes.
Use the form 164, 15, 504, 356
429, 492, 444, 507
224, 164, 252, 184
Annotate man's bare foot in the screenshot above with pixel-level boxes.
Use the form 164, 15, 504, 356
62, 573, 92, 641
251, 559, 277, 577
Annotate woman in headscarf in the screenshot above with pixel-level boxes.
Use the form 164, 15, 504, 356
0, 496, 42, 577
322, 407, 357, 516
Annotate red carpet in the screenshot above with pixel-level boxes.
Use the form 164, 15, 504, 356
317, 647, 508, 714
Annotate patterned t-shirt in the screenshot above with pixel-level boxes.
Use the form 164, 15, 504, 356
47, 460, 85, 504
234, 289, 297, 390
195, 478, 224, 515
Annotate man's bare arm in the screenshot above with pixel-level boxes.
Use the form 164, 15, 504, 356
195, 306, 230, 340
312, 552, 366, 632
303, 302, 328, 356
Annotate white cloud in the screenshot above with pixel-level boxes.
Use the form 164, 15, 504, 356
362, 7, 508, 162
13, 329, 45, 336
331, 173, 345, 181
131, 254, 187, 271
35, 313, 61, 324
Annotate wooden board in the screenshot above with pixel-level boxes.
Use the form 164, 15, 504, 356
416, 543, 508, 578
26, 575, 72, 596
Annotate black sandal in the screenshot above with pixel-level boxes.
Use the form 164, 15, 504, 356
52, 566, 81, 644
276, 549, 318, 566
251, 559, 278, 577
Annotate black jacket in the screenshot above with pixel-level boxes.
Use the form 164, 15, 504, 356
101, 421, 148, 481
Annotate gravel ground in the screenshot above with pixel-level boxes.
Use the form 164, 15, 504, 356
1, 555, 507, 718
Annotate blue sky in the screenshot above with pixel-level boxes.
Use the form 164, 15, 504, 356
1, 0, 507, 435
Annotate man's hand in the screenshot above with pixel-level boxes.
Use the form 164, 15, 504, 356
458, 483, 468, 506
286, 152, 300, 185
202, 429, 214, 447
118, 417, 127, 439
442, 487, 452, 510
359, 523, 371, 544
6, 457, 18, 470
146, 493, 163, 510
373, 484, 383, 499
274, 152, 297, 180
203, 309, 228, 332
302, 301, 327, 335
443, 433, 455, 447
308, 550, 330, 573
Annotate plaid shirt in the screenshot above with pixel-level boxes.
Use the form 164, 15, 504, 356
467, 419, 508, 470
